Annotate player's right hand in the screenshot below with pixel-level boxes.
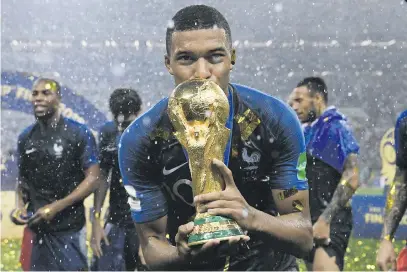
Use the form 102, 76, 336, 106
91, 220, 109, 258
10, 207, 29, 225
376, 239, 397, 271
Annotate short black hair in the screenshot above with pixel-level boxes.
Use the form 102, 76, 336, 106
297, 77, 328, 103
166, 5, 232, 55
109, 88, 142, 117
33, 78, 61, 97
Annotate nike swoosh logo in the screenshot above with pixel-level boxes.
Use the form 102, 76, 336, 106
25, 148, 36, 154
163, 162, 188, 176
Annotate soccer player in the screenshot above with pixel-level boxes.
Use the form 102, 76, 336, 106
119, 5, 313, 271
14, 78, 100, 271
288, 77, 360, 271
376, 110, 407, 271
91, 88, 143, 271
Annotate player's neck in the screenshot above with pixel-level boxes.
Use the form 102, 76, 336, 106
38, 110, 61, 132
315, 104, 327, 119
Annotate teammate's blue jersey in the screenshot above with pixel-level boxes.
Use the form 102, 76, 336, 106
119, 83, 308, 270
98, 121, 133, 226
17, 116, 98, 233
395, 110, 407, 170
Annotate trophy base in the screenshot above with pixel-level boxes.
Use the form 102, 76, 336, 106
187, 214, 245, 247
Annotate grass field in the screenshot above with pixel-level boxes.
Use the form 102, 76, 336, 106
1, 237, 405, 271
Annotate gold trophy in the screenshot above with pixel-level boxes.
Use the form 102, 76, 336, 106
168, 79, 245, 246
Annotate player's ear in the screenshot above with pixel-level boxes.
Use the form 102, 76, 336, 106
165, 54, 173, 75
230, 48, 236, 70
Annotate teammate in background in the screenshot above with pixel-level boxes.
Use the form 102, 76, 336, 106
91, 88, 144, 271
376, 110, 407, 271
288, 77, 360, 271
13, 78, 100, 271
119, 5, 313, 271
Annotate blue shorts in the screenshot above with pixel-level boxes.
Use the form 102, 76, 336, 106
30, 227, 88, 271
91, 222, 141, 271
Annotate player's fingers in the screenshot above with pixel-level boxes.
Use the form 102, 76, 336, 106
227, 235, 250, 246
207, 208, 235, 219
212, 159, 236, 188
190, 239, 220, 257
176, 222, 194, 241
102, 233, 110, 246
391, 257, 397, 271
198, 200, 239, 213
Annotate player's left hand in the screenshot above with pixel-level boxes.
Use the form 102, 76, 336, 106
313, 217, 331, 246
194, 158, 256, 231
28, 201, 64, 226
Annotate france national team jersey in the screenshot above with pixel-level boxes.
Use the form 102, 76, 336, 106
98, 121, 133, 226
17, 116, 98, 233
395, 110, 407, 171
119, 83, 308, 270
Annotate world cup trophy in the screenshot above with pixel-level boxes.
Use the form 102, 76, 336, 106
168, 79, 245, 246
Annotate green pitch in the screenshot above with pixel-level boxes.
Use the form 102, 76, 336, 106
2, 237, 405, 271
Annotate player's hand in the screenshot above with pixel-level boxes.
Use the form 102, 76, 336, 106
376, 239, 397, 271
313, 217, 331, 246
175, 221, 247, 263
194, 158, 256, 231
10, 207, 29, 225
28, 201, 64, 227
91, 220, 109, 258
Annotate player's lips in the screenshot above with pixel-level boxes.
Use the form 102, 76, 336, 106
34, 105, 48, 111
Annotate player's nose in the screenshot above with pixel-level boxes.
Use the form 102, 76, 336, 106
193, 58, 211, 80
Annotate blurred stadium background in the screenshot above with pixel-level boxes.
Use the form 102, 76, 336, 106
1, 0, 407, 270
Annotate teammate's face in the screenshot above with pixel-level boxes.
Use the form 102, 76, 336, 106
115, 113, 137, 132
32, 81, 60, 119
288, 86, 317, 123
165, 28, 235, 93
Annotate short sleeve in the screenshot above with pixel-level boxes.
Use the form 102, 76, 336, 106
119, 99, 169, 223
395, 112, 407, 170
78, 125, 99, 170
265, 102, 308, 190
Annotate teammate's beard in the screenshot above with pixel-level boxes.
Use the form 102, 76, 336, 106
304, 102, 318, 123
35, 106, 58, 122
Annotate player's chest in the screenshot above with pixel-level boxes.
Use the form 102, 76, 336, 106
158, 132, 268, 206
23, 132, 77, 165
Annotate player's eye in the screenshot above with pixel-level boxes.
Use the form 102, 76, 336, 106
208, 53, 225, 63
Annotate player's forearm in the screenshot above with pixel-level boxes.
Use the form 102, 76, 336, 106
381, 170, 407, 240
58, 165, 101, 209
142, 237, 185, 270
319, 182, 356, 223
320, 155, 359, 223
93, 169, 110, 213
15, 181, 25, 209
251, 209, 313, 257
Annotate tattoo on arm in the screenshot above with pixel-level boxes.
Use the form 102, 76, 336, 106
381, 168, 407, 240
320, 154, 359, 223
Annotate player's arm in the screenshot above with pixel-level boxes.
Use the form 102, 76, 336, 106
377, 113, 407, 271
252, 187, 313, 258
93, 128, 113, 217
381, 167, 407, 241
319, 153, 359, 224
91, 127, 113, 257
11, 135, 30, 224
